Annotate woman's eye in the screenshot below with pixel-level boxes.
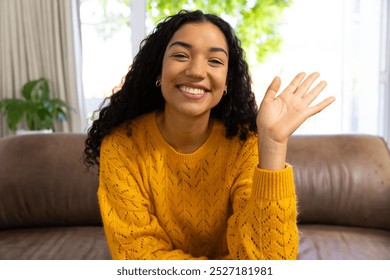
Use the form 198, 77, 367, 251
172, 53, 188, 60
209, 59, 224, 66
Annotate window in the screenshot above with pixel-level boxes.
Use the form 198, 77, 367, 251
252, 0, 387, 141
79, 0, 389, 144
80, 0, 132, 128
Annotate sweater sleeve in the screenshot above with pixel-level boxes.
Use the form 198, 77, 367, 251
98, 132, 206, 260
225, 141, 299, 260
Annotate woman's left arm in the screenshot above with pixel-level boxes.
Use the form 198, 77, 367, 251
225, 73, 335, 259
225, 138, 298, 260
257, 72, 335, 170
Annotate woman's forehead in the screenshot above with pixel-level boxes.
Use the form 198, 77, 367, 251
168, 22, 228, 50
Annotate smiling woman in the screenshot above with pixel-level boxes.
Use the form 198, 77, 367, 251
83, 10, 334, 260
155, 22, 229, 153
158, 23, 228, 125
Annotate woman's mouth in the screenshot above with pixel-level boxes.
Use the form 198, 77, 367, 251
179, 86, 206, 95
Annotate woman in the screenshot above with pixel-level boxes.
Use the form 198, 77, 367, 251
84, 10, 335, 260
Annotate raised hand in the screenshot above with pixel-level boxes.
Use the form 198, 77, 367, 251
257, 72, 335, 170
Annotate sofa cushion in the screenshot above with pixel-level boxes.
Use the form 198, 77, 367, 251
287, 135, 390, 230
0, 134, 100, 229
298, 224, 390, 260
0, 226, 110, 260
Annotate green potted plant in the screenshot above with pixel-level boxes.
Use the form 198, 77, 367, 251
0, 77, 71, 133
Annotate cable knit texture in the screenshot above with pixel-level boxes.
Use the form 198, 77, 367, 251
98, 112, 298, 260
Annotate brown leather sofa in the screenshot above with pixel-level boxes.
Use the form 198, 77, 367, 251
0, 134, 110, 260
0, 133, 389, 260
287, 135, 390, 259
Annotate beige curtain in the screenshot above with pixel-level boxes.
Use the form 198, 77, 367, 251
0, 0, 85, 137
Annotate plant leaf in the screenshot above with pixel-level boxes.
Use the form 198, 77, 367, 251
2, 100, 27, 130
1, 77, 71, 131
22, 80, 39, 100
22, 78, 50, 101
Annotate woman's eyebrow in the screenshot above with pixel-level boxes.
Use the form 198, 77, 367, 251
169, 41, 228, 57
169, 41, 192, 50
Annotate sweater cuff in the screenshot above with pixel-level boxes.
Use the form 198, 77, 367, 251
252, 164, 295, 201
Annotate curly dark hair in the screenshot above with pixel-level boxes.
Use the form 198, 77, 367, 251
84, 10, 258, 167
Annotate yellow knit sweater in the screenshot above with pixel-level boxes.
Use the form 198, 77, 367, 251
98, 112, 298, 260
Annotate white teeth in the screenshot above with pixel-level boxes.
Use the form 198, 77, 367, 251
180, 86, 205, 95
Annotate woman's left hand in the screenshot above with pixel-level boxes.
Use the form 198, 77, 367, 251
256, 72, 335, 170
257, 72, 335, 145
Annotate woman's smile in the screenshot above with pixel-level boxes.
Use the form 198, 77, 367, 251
179, 85, 206, 95
178, 85, 210, 100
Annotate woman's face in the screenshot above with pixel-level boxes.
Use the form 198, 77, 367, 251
160, 22, 229, 119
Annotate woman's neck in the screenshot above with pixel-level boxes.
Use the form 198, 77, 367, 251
155, 110, 213, 154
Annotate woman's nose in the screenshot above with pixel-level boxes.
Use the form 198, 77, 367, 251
185, 58, 206, 79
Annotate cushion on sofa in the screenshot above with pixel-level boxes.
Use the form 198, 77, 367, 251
298, 225, 390, 259
0, 134, 100, 229
287, 135, 390, 230
0, 226, 110, 260
287, 135, 390, 259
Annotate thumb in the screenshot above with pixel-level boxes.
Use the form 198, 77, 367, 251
264, 76, 281, 100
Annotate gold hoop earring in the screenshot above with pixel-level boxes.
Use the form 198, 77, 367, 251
155, 79, 161, 87
223, 88, 227, 96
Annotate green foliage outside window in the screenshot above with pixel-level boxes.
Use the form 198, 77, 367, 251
147, 0, 292, 64
87, 0, 292, 65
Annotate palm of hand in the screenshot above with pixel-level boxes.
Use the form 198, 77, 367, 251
257, 72, 335, 144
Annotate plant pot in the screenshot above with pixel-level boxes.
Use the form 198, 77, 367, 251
16, 129, 53, 136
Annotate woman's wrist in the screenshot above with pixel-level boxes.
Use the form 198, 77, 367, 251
258, 134, 288, 171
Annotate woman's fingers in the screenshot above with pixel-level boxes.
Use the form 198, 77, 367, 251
277, 71, 336, 118
280, 72, 326, 98
262, 71, 335, 117
302, 80, 328, 106
293, 72, 320, 97
266, 72, 326, 101
280, 72, 307, 96
306, 96, 336, 117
